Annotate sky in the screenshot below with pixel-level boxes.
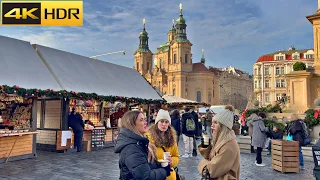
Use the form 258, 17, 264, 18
1, 0, 317, 73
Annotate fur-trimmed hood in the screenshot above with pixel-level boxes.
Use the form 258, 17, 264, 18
147, 124, 177, 148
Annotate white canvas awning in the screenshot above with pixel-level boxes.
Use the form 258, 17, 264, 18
33, 44, 162, 100
162, 94, 197, 104
0, 36, 62, 90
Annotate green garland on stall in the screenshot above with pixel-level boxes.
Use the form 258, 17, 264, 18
0, 85, 165, 105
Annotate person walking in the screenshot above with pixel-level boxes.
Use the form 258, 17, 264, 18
205, 109, 213, 138
197, 105, 240, 180
251, 112, 269, 167
114, 110, 171, 180
146, 109, 180, 180
181, 108, 196, 158
288, 114, 308, 170
191, 108, 200, 157
247, 113, 258, 153
68, 108, 84, 152
170, 109, 181, 145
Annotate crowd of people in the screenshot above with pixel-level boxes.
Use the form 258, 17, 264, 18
114, 106, 240, 180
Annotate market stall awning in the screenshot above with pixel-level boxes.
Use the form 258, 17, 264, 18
162, 95, 197, 104
32, 44, 162, 101
0, 36, 62, 90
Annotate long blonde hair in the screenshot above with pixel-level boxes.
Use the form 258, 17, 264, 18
121, 110, 156, 163
210, 122, 234, 159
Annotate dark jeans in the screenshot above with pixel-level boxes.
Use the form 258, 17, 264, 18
299, 146, 304, 167
256, 147, 263, 164
251, 137, 255, 153
74, 131, 83, 152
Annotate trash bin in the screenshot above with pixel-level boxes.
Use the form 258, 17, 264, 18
312, 141, 320, 180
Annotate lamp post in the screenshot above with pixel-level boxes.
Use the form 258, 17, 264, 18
90, 50, 126, 59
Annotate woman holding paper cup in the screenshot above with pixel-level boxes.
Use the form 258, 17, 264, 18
146, 109, 180, 180
115, 110, 171, 180
197, 105, 240, 180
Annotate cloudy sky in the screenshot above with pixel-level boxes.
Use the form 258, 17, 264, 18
1, 0, 317, 73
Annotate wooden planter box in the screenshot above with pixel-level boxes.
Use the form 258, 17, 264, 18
271, 140, 299, 173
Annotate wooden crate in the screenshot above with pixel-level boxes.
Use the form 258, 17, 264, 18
271, 140, 299, 173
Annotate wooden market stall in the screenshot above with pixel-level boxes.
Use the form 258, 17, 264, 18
162, 94, 210, 111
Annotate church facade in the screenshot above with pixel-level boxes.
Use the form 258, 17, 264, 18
133, 4, 252, 108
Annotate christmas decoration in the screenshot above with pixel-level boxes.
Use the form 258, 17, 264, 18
0, 85, 165, 105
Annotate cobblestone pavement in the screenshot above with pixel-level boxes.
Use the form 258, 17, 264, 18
0, 139, 316, 180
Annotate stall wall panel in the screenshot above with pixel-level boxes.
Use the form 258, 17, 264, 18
36, 130, 56, 144
0, 135, 33, 159
36, 101, 41, 128
44, 100, 61, 129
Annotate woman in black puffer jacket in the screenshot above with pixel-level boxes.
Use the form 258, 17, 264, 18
115, 110, 171, 180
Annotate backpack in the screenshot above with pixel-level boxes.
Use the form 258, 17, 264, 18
186, 118, 196, 131
299, 120, 310, 146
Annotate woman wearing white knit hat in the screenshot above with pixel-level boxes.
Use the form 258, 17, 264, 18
197, 105, 240, 180
146, 109, 180, 180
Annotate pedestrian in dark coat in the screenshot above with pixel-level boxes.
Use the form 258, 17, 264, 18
170, 109, 181, 144
181, 108, 196, 158
267, 125, 283, 155
114, 110, 171, 180
251, 112, 269, 166
68, 108, 84, 152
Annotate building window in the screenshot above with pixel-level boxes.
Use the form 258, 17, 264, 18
159, 59, 162, 68
186, 77, 188, 82
276, 93, 282, 101
158, 81, 160, 86
254, 68, 257, 75
212, 90, 214, 97
265, 94, 270, 103
265, 80, 270, 88
196, 91, 201, 102
254, 81, 257, 88
147, 62, 150, 71
208, 93, 211, 103
174, 54, 177, 64
264, 68, 269, 75
185, 89, 188, 96
185, 54, 188, 63
281, 79, 286, 88
258, 80, 261, 88
276, 80, 281, 88
280, 67, 285, 74
136, 62, 139, 71
275, 67, 280, 75
173, 88, 176, 96
293, 55, 299, 60
276, 56, 284, 60
306, 54, 314, 59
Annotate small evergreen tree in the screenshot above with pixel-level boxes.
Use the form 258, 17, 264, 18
293, 62, 306, 71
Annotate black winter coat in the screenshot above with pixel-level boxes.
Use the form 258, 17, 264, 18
270, 131, 283, 140
171, 115, 181, 136
288, 120, 304, 146
114, 128, 167, 180
181, 113, 196, 137
191, 111, 200, 136
68, 113, 84, 132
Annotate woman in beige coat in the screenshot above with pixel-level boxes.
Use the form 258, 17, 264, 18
198, 106, 240, 180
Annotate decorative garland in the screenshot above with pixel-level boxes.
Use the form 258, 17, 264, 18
0, 85, 165, 105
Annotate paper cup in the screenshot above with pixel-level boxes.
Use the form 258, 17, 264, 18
163, 152, 171, 161
203, 135, 209, 145
159, 160, 168, 167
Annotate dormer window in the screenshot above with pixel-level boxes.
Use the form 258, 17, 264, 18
305, 54, 314, 59
275, 56, 284, 60
292, 52, 300, 60
274, 53, 285, 60
304, 50, 314, 59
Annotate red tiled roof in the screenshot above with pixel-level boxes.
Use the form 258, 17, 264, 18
256, 49, 313, 63
209, 67, 222, 75
193, 63, 209, 72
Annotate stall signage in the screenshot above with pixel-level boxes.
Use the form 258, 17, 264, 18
1, 0, 83, 26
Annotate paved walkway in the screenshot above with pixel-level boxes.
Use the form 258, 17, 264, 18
0, 139, 316, 180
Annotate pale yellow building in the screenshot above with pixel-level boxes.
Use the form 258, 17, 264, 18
133, 4, 252, 109
253, 46, 314, 106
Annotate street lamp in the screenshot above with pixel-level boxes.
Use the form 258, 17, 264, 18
89, 50, 126, 59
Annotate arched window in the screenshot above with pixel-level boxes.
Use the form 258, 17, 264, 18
212, 90, 215, 97
196, 91, 201, 102
174, 54, 177, 64
185, 88, 188, 96
173, 88, 176, 96
185, 54, 188, 63
136, 62, 139, 71
208, 93, 211, 103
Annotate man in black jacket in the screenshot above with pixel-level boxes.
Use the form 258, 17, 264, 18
68, 108, 84, 152
181, 108, 196, 158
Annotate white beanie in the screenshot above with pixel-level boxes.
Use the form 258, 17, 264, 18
212, 108, 234, 129
155, 109, 171, 124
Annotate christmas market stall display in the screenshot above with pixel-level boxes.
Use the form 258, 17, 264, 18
0, 93, 38, 163
30, 44, 163, 152
162, 94, 210, 110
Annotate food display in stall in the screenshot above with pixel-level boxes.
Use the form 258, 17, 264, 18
69, 99, 101, 126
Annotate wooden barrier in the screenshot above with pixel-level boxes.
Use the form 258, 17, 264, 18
271, 140, 299, 173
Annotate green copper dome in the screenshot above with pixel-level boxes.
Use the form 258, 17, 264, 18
140, 30, 148, 36
176, 15, 185, 24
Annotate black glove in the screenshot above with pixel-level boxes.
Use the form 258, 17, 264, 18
162, 164, 172, 176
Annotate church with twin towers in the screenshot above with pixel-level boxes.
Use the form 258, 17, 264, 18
133, 3, 253, 108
